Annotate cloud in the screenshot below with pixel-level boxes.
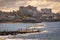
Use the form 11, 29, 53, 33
0, 0, 18, 7
47, 0, 60, 2
0, 0, 32, 8
0, 0, 60, 13
0, 0, 60, 7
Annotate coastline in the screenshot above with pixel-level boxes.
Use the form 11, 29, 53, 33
0, 21, 60, 23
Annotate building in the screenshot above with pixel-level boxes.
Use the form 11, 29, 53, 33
40, 13, 58, 21
19, 5, 37, 16
41, 8, 52, 13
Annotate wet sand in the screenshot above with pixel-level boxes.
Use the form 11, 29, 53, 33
0, 36, 8, 40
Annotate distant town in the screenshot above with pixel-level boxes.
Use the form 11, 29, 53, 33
0, 5, 60, 23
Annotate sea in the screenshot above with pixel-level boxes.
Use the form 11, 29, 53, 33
0, 22, 60, 40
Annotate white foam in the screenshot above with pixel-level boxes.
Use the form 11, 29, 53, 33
6, 38, 39, 40
40, 30, 49, 34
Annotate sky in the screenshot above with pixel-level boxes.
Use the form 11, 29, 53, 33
0, 0, 60, 13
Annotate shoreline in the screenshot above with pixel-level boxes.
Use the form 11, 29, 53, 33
0, 21, 60, 23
